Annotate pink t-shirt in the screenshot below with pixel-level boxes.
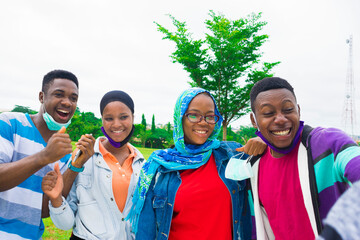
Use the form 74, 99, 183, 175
258, 142, 315, 240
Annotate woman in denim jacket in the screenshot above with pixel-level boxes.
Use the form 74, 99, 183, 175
42, 90, 144, 240
127, 88, 265, 240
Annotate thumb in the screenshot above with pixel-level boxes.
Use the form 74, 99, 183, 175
58, 126, 66, 134
236, 147, 244, 152
54, 162, 61, 175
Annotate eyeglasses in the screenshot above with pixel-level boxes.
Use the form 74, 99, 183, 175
184, 113, 220, 124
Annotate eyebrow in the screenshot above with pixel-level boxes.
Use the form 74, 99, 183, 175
186, 109, 215, 114
260, 99, 294, 107
53, 89, 78, 96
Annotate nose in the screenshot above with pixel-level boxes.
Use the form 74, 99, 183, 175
113, 118, 122, 127
61, 97, 72, 107
274, 112, 287, 124
198, 116, 208, 125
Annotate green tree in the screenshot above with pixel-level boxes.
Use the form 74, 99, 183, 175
132, 123, 150, 148
151, 114, 156, 132
67, 110, 102, 141
141, 114, 147, 129
146, 128, 173, 149
11, 105, 37, 114
155, 11, 279, 140
166, 122, 172, 133
237, 125, 257, 145
217, 124, 256, 145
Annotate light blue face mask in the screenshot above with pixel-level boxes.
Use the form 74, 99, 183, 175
42, 111, 71, 131
225, 152, 254, 181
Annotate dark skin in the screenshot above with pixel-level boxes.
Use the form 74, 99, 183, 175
42, 133, 95, 208
0, 79, 77, 192
0, 78, 95, 218
42, 101, 132, 208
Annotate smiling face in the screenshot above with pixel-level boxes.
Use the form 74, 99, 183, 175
102, 101, 134, 143
182, 93, 216, 145
251, 88, 300, 150
40, 78, 78, 123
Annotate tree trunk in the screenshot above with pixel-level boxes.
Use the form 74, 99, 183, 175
222, 123, 227, 141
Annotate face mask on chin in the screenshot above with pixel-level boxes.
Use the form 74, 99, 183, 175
101, 125, 134, 148
42, 109, 71, 131
254, 119, 304, 155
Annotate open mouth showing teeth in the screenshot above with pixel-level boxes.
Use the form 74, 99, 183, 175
57, 109, 70, 118
272, 129, 290, 136
113, 130, 124, 133
195, 130, 207, 134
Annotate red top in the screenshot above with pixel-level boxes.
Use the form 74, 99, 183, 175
258, 142, 315, 240
169, 154, 233, 240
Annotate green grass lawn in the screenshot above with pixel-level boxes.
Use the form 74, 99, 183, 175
42, 146, 157, 239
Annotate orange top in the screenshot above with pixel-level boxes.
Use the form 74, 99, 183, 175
99, 140, 136, 212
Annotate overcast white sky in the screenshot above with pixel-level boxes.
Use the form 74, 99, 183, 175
1, 0, 359, 135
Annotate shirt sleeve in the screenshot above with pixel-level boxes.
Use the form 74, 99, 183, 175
318, 180, 360, 240
310, 127, 360, 183
49, 192, 77, 230
0, 114, 14, 164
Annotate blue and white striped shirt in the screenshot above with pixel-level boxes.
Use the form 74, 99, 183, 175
0, 112, 69, 240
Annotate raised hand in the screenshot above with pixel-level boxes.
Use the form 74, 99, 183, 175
236, 136, 267, 156
42, 162, 63, 207
41, 126, 73, 165
71, 134, 96, 169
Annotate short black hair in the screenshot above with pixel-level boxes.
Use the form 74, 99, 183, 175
250, 77, 296, 112
42, 69, 79, 93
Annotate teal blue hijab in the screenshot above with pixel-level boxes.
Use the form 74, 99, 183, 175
127, 87, 223, 233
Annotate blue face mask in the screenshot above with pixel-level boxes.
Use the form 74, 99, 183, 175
42, 111, 71, 131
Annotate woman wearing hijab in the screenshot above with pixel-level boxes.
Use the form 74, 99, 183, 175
42, 90, 145, 240
128, 87, 260, 240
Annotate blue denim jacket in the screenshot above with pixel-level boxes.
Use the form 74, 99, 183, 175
136, 141, 252, 240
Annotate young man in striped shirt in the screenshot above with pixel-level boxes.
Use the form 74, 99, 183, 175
0, 69, 94, 240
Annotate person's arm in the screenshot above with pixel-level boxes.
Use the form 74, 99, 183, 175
41, 163, 76, 230
62, 134, 95, 198
41, 162, 63, 218
313, 127, 360, 183
317, 181, 360, 240
42, 134, 95, 218
0, 127, 72, 192
236, 136, 267, 156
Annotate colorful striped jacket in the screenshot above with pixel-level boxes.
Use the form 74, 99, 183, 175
248, 125, 360, 239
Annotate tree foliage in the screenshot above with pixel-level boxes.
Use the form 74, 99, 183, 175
67, 109, 102, 141
141, 114, 147, 129
155, 11, 280, 140
11, 105, 37, 114
151, 114, 156, 132
217, 124, 257, 145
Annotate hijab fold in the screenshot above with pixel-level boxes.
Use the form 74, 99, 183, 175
126, 88, 223, 233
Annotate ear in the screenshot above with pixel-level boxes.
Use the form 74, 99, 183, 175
297, 104, 301, 117
39, 91, 44, 104
250, 113, 258, 129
